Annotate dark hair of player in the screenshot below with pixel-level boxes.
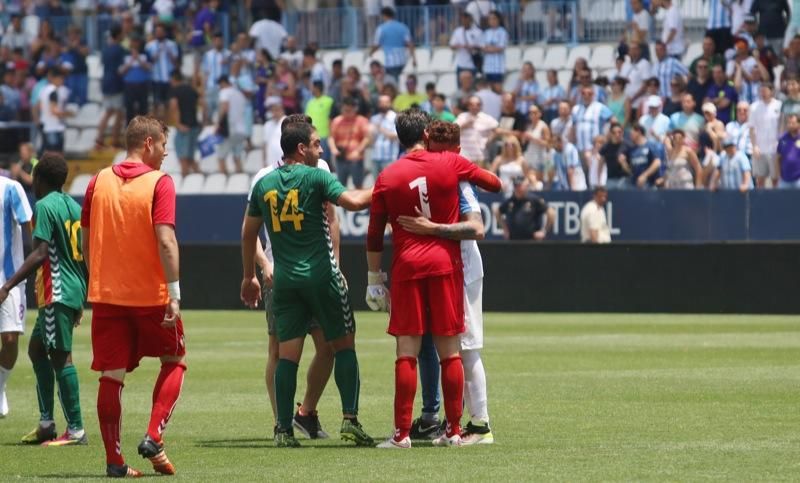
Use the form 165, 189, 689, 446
395, 108, 431, 149
126, 115, 168, 151
282, 114, 313, 130
34, 152, 69, 191
426, 120, 460, 147
281, 122, 314, 157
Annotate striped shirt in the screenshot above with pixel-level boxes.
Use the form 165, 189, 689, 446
569, 84, 607, 105
370, 110, 400, 162
550, 116, 573, 143
540, 84, 566, 113
145, 39, 179, 83
482, 27, 508, 75
571, 101, 613, 151
739, 81, 761, 104
373, 20, 411, 69
725, 121, 753, 156
706, 0, 732, 30
202, 48, 230, 90
0, 177, 33, 285
550, 143, 586, 191
717, 150, 752, 190
515, 79, 540, 114
653, 56, 689, 98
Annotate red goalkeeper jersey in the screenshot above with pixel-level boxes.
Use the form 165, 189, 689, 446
369, 150, 500, 282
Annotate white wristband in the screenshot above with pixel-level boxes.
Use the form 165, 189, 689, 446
167, 281, 181, 301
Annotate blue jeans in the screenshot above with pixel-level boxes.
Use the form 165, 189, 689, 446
336, 159, 365, 189
373, 159, 393, 175
418, 333, 440, 416
66, 73, 88, 106
42, 131, 64, 154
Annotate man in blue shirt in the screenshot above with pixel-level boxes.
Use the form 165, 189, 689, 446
712, 138, 753, 191
624, 124, 662, 188
145, 24, 179, 120
120, 37, 152, 125
96, 24, 126, 149
777, 113, 800, 188
369, 7, 416, 83
704, 65, 738, 124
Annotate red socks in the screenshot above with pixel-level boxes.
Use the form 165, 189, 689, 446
394, 357, 417, 441
147, 363, 187, 443
440, 355, 464, 437
97, 376, 125, 466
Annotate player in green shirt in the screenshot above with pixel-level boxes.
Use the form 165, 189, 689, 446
241, 122, 374, 447
0, 153, 88, 446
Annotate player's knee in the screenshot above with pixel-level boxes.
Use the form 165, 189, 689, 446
49, 350, 71, 371
0, 332, 19, 347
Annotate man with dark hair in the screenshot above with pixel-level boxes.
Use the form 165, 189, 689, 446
369, 7, 417, 82
498, 176, 553, 240
623, 124, 662, 188
600, 122, 633, 189
367, 110, 502, 449
329, 98, 370, 188
242, 121, 374, 448
0, 153, 88, 446
217, 75, 247, 174
96, 23, 126, 148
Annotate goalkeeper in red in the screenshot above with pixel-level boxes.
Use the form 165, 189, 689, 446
367, 109, 501, 448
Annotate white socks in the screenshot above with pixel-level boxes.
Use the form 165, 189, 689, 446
0, 366, 11, 416
461, 349, 489, 424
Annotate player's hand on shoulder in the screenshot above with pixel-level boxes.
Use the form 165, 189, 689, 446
163, 299, 181, 328
366, 271, 390, 312
241, 275, 262, 309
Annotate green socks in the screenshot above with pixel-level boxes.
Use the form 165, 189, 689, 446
334, 349, 360, 416
55, 364, 83, 431
32, 358, 55, 422
275, 359, 298, 431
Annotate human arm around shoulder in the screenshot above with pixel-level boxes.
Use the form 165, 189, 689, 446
450, 152, 502, 192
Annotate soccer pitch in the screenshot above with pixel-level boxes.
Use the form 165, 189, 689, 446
1, 311, 799, 481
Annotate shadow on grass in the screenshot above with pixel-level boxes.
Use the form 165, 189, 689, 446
38, 475, 159, 480
196, 438, 376, 449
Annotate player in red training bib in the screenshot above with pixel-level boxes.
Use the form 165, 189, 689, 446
366, 110, 501, 448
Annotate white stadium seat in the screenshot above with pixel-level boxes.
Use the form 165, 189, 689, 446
88, 79, 102, 103
505, 46, 523, 72
64, 128, 81, 150
76, 128, 98, 153
226, 173, 252, 194
168, 174, 183, 192
244, 149, 265, 174
543, 46, 569, 70
412, 49, 434, 74
161, 151, 181, 174
565, 45, 592, 70
503, 71, 520, 93
250, 124, 265, 148
68, 174, 93, 196
429, 48, 453, 74
322, 50, 343, 69
522, 46, 545, 67
343, 50, 365, 70
179, 173, 205, 194
181, 55, 195, 78
69, 103, 102, 128
590, 44, 616, 70
558, 70, 572, 91
87, 54, 102, 80
436, 73, 457, 97
683, 42, 703, 66
203, 173, 228, 194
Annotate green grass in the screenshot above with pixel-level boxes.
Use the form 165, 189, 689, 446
2, 312, 799, 481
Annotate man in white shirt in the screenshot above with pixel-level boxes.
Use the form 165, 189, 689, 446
279, 36, 304, 72
249, 18, 287, 60
456, 96, 499, 166
39, 68, 72, 154
629, 0, 652, 45
217, 76, 247, 174
749, 83, 782, 187
580, 187, 611, 243
450, 11, 484, 77
475, 78, 501, 120
660, 0, 685, 58
621, 42, 651, 102
465, 0, 497, 27
263, 97, 287, 168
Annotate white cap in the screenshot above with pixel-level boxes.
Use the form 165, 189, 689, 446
646, 95, 662, 108
702, 102, 717, 115
265, 96, 282, 108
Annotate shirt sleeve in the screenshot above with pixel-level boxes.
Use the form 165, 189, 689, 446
319, 170, 347, 204
450, 153, 502, 192
32, 203, 53, 242
498, 29, 508, 48
740, 153, 752, 171
373, 25, 382, 47
248, 184, 263, 217
459, 182, 480, 215
370, 174, 387, 216
152, 175, 177, 227
9, 182, 32, 224
80, 174, 98, 228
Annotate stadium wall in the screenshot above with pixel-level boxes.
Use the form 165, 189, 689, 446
175, 243, 800, 314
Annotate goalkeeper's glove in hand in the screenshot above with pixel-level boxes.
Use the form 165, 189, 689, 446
365, 271, 390, 312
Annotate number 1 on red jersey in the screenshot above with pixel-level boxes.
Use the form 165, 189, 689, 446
409, 176, 431, 218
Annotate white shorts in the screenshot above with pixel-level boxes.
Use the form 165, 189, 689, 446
0, 285, 26, 334
460, 278, 483, 351
752, 153, 777, 180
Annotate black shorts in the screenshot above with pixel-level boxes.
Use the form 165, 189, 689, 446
152, 82, 171, 105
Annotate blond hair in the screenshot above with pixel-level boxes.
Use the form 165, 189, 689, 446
125, 115, 168, 152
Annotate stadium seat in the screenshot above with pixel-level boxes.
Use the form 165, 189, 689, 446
76, 128, 98, 153
436, 73, 457, 97
64, 128, 81, 151
203, 173, 228, 194
590, 44, 616, 70
558, 70, 572, 91
503, 71, 520, 93
179, 173, 205, 194
69, 103, 102, 128
412, 49, 433, 74
88, 79, 102, 103
505, 46, 523, 72
244, 149, 265, 174
23, 15, 39, 38
343, 50, 365, 70
181, 55, 195, 78
322, 50, 343, 69
169, 174, 183, 192
226, 173, 252, 194
68, 174, 93, 196
86, 55, 102, 80
522, 46, 545, 67
543, 46, 568, 70
429, 48, 453, 74
535, 69, 548, 87
683, 41, 702, 66
565, 45, 592, 70
161, 151, 181, 174
250, 124, 264, 148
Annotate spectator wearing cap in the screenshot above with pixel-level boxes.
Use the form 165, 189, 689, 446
481, 11, 509, 91
639, 95, 671, 144
705, 0, 734, 55
217, 75, 247, 174
776, 113, 800, 188
580, 187, 611, 244
514, 62, 539, 116
0, 14, 32, 56
571, 84, 614, 164
750, 0, 790, 55
659, 0, 685, 59
120, 37, 152, 125
201, 32, 231, 121
599, 123, 633, 189
750, 82, 782, 187
39, 67, 72, 155
305, 81, 334, 161
169, 71, 202, 176
549, 134, 586, 191
652, 40, 688, 99
623, 123, 662, 189
450, 11, 484, 78
263, 96, 286, 167
498, 176, 554, 241
704, 64, 738, 124
726, 101, 753, 159
393, 74, 426, 112
457, 95, 499, 166
369, 94, 400, 175
689, 36, 725, 77
146, 24, 180, 119
60, 26, 90, 107
540, 69, 566, 124
96, 23, 126, 149
710, 137, 753, 191
669, 93, 705, 151
369, 7, 416, 83
329, 97, 370, 188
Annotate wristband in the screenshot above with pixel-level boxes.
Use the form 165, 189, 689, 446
167, 281, 181, 300
367, 271, 387, 284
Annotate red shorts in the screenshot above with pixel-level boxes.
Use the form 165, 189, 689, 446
388, 272, 465, 337
90, 303, 186, 372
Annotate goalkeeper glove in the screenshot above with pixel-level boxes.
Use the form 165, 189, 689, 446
366, 271, 390, 312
